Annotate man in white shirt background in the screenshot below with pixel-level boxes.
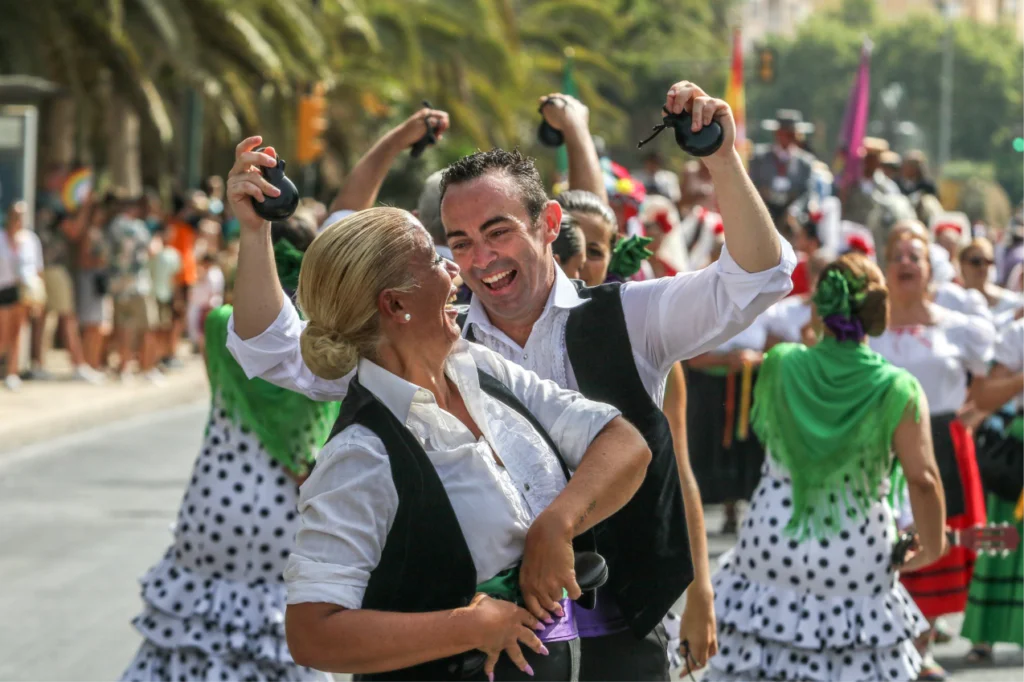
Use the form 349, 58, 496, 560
227, 79, 796, 680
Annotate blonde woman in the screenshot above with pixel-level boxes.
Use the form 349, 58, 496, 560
226, 139, 652, 681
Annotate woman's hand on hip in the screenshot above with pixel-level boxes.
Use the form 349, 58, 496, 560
519, 511, 582, 622
466, 593, 547, 678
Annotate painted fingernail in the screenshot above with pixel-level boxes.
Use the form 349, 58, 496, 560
543, 615, 554, 624
553, 605, 564, 618
524, 664, 535, 677
534, 622, 546, 631
487, 673, 494, 682
539, 645, 549, 656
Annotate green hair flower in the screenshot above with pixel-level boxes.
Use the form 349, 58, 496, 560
813, 268, 868, 318
608, 235, 654, 278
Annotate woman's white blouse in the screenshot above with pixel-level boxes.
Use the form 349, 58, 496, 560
869, 304, 996, 414
994, 318, 1024, 408
933, 282, 991, 321
284, 340, 621, 610
764, 297, 813, 344
989, 288, 1024, 326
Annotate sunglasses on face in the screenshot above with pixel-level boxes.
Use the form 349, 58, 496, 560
965, 256, 994, 267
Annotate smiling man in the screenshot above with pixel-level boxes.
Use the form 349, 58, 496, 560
226, 80, 796, 680
434, 82, 795, 681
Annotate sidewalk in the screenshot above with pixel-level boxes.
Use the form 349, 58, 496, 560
0, 349, 210, 452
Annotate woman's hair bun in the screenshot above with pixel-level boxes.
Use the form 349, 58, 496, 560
299, 323, 359, 379
857, 281, 889, 337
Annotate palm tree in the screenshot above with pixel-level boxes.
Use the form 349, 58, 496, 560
0, 0, 735, 193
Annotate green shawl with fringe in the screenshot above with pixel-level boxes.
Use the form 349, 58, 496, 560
752, 336, 923, 540
204, 305, 340, 474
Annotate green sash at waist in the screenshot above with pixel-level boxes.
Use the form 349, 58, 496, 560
475, 565, 568, 603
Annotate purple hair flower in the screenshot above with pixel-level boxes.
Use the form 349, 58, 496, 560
823, 314, 865, 342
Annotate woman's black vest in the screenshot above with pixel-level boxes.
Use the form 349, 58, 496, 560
330, 368, 591, 680
462, 282, 693, 638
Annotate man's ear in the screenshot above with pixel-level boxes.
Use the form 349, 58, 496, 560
540, 200, 563, 246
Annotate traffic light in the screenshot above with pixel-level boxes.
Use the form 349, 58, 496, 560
296, 82, 327, 165
757, 46, 777, 84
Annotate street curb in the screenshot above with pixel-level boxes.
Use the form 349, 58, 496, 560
0, 372, 211, 452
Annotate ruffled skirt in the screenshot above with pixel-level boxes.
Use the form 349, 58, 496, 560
120, 406, 326, 682
704, 470, 927, 681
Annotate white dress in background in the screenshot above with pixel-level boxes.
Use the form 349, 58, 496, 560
933, 282, 991, 321
705, 457, 927, 681
120, 399, 326, 682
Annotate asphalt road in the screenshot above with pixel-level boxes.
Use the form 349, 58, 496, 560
0, 405, 1020, 681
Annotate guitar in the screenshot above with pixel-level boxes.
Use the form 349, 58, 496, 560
891, 523, 1020, 568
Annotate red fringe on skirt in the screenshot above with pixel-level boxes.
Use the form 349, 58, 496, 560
901, 418, 987, 619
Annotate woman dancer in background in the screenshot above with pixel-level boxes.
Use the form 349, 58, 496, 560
961, 317, 1024, 662
121, 217, 338, 682
870, 231, 996, 681
705, 253, 945, 681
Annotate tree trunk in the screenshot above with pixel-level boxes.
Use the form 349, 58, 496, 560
106, 93, 141, 195
39, 96, 76, 172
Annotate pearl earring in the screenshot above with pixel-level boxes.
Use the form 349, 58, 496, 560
403, 313, 412, 321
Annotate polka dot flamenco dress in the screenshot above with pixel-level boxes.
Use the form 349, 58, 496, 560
120, 401, 328, 682
704, 460, 927, 681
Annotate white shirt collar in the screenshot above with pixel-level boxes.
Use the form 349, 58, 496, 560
355, 340, 478, 426
356, 357, 425, 425
462, 260, 586, 337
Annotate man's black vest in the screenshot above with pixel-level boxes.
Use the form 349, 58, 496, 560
330, 368, 591, 681
461, 282, 692, 638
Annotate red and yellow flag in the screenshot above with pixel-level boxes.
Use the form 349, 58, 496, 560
724, 28, 748, 161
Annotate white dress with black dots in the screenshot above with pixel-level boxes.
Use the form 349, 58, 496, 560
121, 399, 328, 682
704, 458, 927, 682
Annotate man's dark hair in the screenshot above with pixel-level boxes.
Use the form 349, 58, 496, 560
271, 217, 317, 253
552, 213, 583, 263
439, 148, 548, 223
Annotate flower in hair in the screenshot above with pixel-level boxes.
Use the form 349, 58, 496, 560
814, 269, 869, 342
813, 269, 852, 319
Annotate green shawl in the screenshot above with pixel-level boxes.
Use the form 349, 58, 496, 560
204, 305, 340, 474
751, 336, 923, 540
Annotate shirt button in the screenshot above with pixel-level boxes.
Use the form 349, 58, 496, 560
524, 483, 531, 492
523, 352, 529, 360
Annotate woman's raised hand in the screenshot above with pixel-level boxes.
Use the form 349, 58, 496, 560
226, 136, 283, 233
467, 593, 547, 679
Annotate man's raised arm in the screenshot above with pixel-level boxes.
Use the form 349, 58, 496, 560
327, 107, 450, 215
538, 94, 607, 205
